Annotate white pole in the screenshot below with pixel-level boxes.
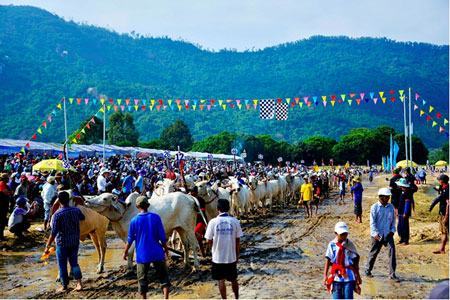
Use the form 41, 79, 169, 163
63, 97, 68, 157
103, 104, 106, 162
403, 90, 409, 166
408, 87, 413, 168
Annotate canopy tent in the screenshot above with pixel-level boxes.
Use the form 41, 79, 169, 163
396, 160, 418, 168
0, 139, 241, 161
435, 160, 448, 167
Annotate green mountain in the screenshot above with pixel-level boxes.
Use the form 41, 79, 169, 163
0, 5, 448, 148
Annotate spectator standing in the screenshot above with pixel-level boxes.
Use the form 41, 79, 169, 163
429, 174, 449, 254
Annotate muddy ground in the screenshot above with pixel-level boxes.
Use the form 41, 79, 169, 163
1, 174, 448, 299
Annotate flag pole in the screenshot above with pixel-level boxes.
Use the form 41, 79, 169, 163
103, 103, 106, 162
403, 89, 409, 166
63, 97, 68, 158
408, 87, 413, 168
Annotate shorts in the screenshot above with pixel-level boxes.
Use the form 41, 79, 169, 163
137, 261, 170, 293
439, 215, 448, 235
212, 262, 238, 281
339, 190, 345, 196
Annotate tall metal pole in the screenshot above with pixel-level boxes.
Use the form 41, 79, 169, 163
103, 104, 106, 162
63, 97, 68, 157
403, 90, 409, 166
408, 87, 413, 168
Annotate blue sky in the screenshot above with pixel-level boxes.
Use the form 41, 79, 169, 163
0, 0, 448, 50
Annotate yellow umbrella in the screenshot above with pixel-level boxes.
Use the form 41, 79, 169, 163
395, 160, 418, 168
32, 159, 68, 172
435, 160, 448, 167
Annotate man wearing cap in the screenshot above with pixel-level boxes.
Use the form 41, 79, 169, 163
429, 174, 449, 254
351, 177, 364, 223
205, 199, 243, 299
396, 178, 413, 245
42, 176, 57, 231
365, 188, 399, 281
123, 196, 170, 299
389, 168, 403, 215
97, 169, 110, 194
324, 221, 361, 299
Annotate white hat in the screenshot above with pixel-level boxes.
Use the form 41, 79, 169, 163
334, 221, 349, 235
377, 187, 392, 196
100, 168, 110, 174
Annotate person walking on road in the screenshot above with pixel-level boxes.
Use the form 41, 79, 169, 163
365, 188, 400, 282
205, 199, 243, 299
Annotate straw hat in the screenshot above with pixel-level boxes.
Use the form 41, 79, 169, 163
396, 178, 410, 188
47, 176, 56, 184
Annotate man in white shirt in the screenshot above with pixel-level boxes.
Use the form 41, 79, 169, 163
41, 176, 57, 230
205, 199, 243, 299
97, 169, 110, 194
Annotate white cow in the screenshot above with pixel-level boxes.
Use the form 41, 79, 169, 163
247, 176, 270, 214
229, 179, 251, 218
85, 192, 201, 270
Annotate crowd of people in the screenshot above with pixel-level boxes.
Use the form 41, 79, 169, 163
0, 151, 448, 299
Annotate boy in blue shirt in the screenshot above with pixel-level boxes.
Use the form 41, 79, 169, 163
123, 196, 170, 299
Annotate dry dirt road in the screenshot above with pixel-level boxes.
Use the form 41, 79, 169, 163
2, 174, 448, 299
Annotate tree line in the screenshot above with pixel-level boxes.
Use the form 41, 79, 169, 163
71, 112, 443, 165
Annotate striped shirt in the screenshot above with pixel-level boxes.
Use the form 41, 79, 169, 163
51, 206, 85, 248
325, 241, 357, 282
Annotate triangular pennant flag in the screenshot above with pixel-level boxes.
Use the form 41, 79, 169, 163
312, 96, 318, 104
117, 99, 122, 105
200, 99, 206, 103
414, 104, 418, 110
141, 105, 146, 111
222, 104, 227, 110
134, 105, 138, 111
84, 98, 88, 105
107, 105, 111, 111
321, 96, 327, 101
253, 99, 258, 105
156, 105, 161, 111
382, 98, 387, 103
157, 99, 163, 105
389, 90, 395, 95
286, 98, 291, 104
246, 104, 250, 110
42, 121, 47, 128
439, 126, 445, 133
340, 94, 346, 101
76, 133, 81, 139
322, 100, 327, 107
69, 98, 74, 104
168, 99, 173, 106
25, 143, 30, 148
399, 90, 404, 96
177, 104, 182, 111
400, 95, 405, 102
37, 127, 42, 134
347, 100, 352, 106
299, 102, 304, 108
125, 99, 130, 105
356, 99, 361, 105
120, 105, 125, 111
420, 110, 425, 116
113, 105, 118, 112
426, 115, 432, 121
32, 134, 37, 140
207, 105, 211, 111
47, 115, 52, 122
360, 93, 365, 100
444, 118, 449, 125
72, 138, 77, 143
369, 92, 374, 99
93, 98, 97, 105
379, 91, 384, 98
415, 93, 420, 100
236, 99, 241, 105
432, 121, 437, 127
20, 147, 25, 154
219, 100, 224, 106
81, 128, 86, 134
185, 104, 190, 110
200, 104, 204, 110
141, 99, 147, 106
175, 99, 181, 105
422, 100, 426, 106
303, 96, 309, 104
185, 100, 190, 106
290, 101, 296, 107
77, 98, 82, 105
237, 104, 242, 109
91, 117, 96, 124
294, 97, 300, 103
57, 103, 62, 110
86, 123, 91, 129
229, 104, 234, 109
109, 98, 114, 104
436, 112, 442, 119
100, 98, 105, 105
330, 100, 335, 107
349, 93, 356, 98
307, 101, 312, 107
99, 107, 105, 113
192, 105, 197, 110
391, 97, 396, 102
373, 98, 378, 104
210, 99, 216, 105
429, 106, 434, 113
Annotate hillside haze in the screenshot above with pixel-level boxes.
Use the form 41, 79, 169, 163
0, 5, 448, 148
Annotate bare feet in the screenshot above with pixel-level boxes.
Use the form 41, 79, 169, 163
433, 250, 445, 254
56, 286, 68, 293
75, 282, 83, 291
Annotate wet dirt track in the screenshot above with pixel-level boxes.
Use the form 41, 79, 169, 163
1, 175, 449, 299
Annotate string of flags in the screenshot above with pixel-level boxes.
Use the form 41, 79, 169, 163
21, 99, 64, 153
62, 89, 406, 113
413, 93, 449, 137
69, 107, 105, 145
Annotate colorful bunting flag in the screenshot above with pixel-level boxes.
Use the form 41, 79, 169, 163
444, 118, 449, 125
432, 121, 437, 127
429, 106, 434, 113
439, 126, 445, 133
420, 110, 425, 116
57, 103, 62, 110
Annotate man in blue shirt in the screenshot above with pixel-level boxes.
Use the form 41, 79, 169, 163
365, 188, 399, 281
122, 170, 136, 197
44, 191, 85, 292
123, 196, 170, 299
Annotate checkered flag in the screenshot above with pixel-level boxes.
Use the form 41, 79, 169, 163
259, 99, 275, 119
62, 158, 72, 169
275, 102, 288, 120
